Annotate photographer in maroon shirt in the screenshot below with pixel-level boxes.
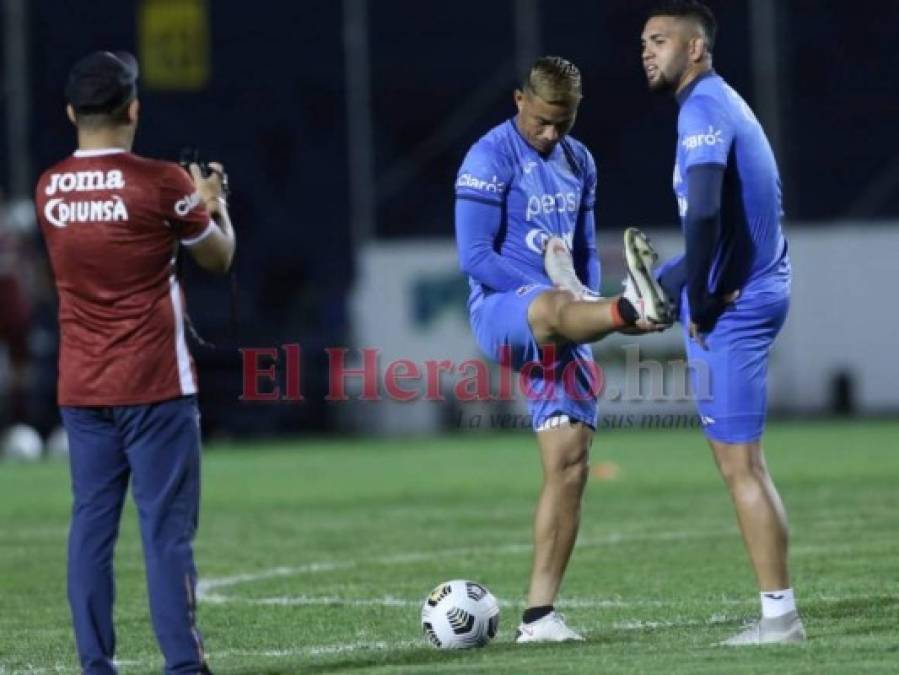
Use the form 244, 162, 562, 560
35, 51, 234, 675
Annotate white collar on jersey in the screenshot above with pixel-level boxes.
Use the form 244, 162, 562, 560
73, 148, 127, 158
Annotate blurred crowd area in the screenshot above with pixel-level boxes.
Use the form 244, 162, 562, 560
1, 0, 898, 442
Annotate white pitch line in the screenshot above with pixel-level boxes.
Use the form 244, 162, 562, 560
211, 639, 423, 659
203, 592, 853, 611
612, 613, 732, 631
197, 561, 353, 596
196, 528, 730, 600
200, 593, 669, 609
200, 593, 419, 607
0, 526, 69, 540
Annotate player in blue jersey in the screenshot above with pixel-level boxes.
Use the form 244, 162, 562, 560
640, 1, 805, 645
455, 56, 672, 642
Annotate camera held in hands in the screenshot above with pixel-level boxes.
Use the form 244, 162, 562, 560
178, 146, 230, 198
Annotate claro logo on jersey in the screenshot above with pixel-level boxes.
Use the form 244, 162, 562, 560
44, 170, 125, 195
44, 196, 129, 228
681, 126, 723, 151
174, 192, 202, 216
456, 173, 506, 194
526, 192, 578, 222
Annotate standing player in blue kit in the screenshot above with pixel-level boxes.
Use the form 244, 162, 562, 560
640, 1, 805, 644
455, 55, 672, 642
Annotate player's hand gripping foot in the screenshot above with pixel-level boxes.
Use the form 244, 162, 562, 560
544, 236, 600, 302
623, 227, 673, 326
720, 610, 807, 646
515, 611, 585, 643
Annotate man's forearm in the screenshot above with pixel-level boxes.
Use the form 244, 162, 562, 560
684, 164, 725, 330
206, 198, 236, 270
685, 210, 719, 322
456, 197, 542, 292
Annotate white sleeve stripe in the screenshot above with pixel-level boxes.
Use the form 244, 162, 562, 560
180, 221, 217, 246
169, 276, 197, 395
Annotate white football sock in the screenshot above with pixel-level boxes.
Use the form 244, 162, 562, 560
760, 588, 796, 618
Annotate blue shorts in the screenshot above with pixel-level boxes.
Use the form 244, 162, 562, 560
682, 292, 789, 444
470, 284, 600, 431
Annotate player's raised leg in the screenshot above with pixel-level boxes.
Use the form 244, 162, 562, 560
516, 418, 591, 643
527, 288, 628, 345
529, 233, 672, 346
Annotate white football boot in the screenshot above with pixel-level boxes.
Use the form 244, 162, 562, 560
623, 227, 673, 324
720, 610, 807, 646
515, 611, 585, 643
544, 236, 600, 302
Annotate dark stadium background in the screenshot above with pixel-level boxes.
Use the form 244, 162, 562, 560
3, 0, 897, 436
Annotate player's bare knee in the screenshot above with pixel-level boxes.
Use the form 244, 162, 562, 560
712, 441, 747, 469
547, 445, 590, 488
565, 455, 590, 490
716, 453, 766, 491
716, 455, 746, 486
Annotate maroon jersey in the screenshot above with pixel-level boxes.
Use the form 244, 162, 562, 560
35, 148, 215, 406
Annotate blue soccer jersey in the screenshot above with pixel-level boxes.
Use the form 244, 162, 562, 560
671, 71, 792, 444
455, 118, 598, 309
454, 119, 601, 430
673, 71, 790, 298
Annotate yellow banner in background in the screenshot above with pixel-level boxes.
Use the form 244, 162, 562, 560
139, 0, 210, 90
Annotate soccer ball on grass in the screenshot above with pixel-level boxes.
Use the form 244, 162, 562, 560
420, 579, 500, 649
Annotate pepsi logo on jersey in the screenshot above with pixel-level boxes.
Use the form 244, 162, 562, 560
525, 192, 578, 222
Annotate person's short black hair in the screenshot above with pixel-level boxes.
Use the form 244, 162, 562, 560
647, 0, 717, 51
73, 98, 133, 130
66, 51, 138, 114
66, 51, 138, 129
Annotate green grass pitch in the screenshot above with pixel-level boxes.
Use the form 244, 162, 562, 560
1, 420, 897, 674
